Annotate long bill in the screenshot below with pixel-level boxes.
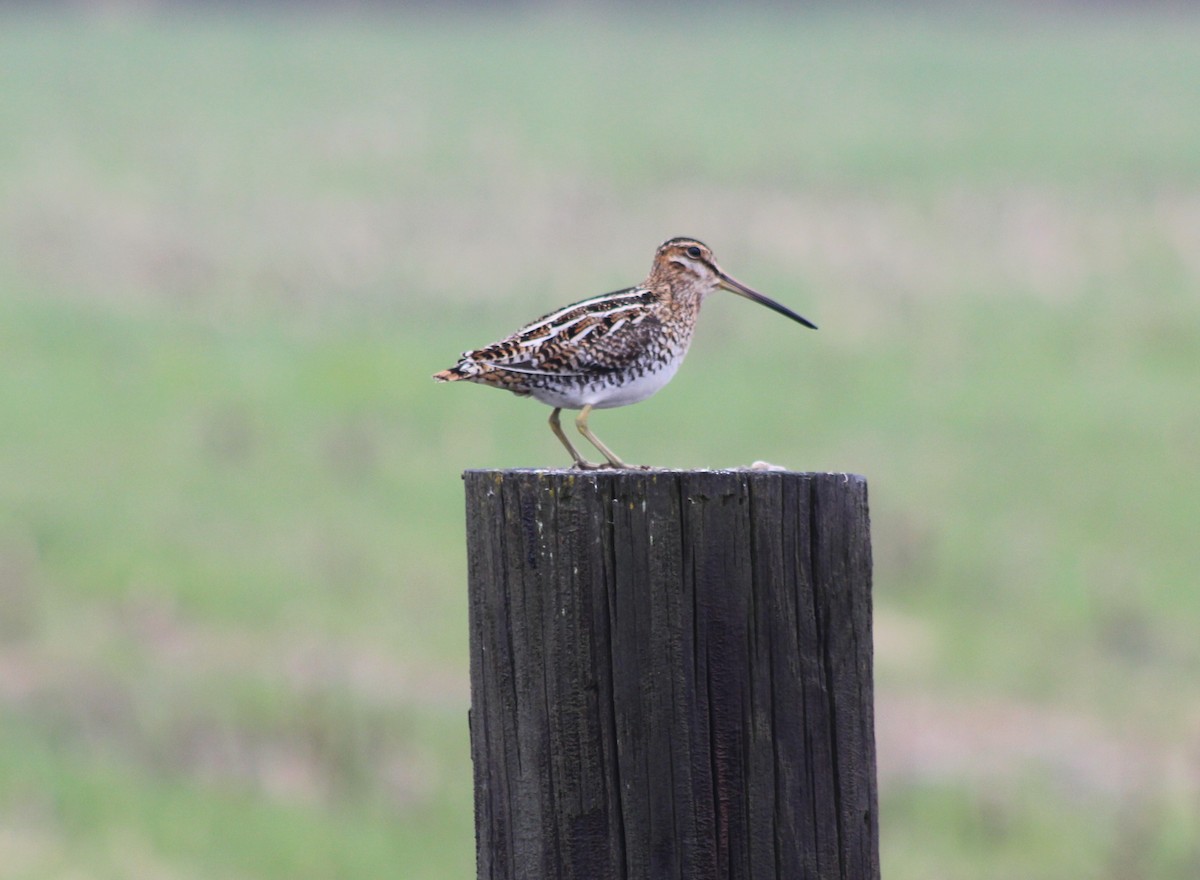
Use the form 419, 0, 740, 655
718, 273, 817, 330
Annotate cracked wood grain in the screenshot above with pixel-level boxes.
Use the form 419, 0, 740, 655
465, 470, 877, 880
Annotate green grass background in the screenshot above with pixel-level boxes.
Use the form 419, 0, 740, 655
2, 5, 1199, 878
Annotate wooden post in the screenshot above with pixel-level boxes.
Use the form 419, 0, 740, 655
464, 469, 877, 880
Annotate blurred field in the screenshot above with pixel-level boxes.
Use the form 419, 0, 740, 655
1, 5, 1199, 879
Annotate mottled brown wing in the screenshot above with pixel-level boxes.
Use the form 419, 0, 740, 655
475, 308, 663, 379
456, 286, 659, 376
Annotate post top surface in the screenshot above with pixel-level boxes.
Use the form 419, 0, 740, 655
462, 468, 867, 485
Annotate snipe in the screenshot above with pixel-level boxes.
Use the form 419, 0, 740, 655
434, 237, 816, 469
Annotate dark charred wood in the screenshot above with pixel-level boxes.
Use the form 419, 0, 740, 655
464, 469, 877, 880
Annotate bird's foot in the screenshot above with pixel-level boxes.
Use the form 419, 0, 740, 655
569, 460, 653, 471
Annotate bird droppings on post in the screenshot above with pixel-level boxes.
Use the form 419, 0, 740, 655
436, 238, 816, 470
750, 460, 789, 471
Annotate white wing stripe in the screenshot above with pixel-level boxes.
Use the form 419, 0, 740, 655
517, 288, 653, 334
482, 361, 588, 377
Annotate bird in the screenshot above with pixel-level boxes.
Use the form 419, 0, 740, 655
433, 237, 816, 469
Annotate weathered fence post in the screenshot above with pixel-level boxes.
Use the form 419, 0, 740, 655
464, 469, 877, 880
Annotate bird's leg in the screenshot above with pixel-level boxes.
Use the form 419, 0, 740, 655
575, 404, 631, 469
549, 407, 599, 469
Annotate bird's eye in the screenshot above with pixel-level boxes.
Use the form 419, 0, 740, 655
685, 246, 702, 259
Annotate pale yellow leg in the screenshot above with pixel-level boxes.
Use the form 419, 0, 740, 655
549, 407, 598, 469
575, 404, 629, 469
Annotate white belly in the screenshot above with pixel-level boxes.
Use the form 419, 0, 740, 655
529, 356, 684, 410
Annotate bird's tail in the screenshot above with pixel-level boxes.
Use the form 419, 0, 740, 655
433, 358, 486, 382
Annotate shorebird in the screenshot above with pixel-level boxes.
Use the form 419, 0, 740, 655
434, 237, 816, 469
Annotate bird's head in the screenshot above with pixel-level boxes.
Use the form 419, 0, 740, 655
650, 237, 817, 329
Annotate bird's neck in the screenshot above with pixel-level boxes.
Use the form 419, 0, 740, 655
645, 270, 710, 314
